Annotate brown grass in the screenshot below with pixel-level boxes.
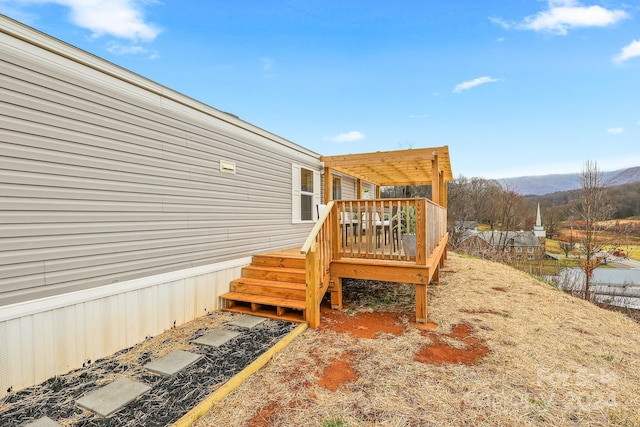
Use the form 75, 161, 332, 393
195, 253, 640, 427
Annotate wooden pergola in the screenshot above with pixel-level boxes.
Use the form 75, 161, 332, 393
224, 145, 454, 328
320, 145, 453, 207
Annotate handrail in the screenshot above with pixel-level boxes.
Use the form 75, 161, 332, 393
301, 200, 336, 328
301, 201, 335, 254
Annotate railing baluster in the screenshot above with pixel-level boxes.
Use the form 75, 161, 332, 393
332, 198, 446, 264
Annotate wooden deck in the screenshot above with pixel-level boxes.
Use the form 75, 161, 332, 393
221, 199, 449, 328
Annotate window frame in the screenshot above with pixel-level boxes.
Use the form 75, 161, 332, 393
292, 164, 321, 224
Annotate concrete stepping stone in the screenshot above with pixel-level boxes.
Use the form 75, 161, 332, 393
144, 350, 203, 377
229, 314, 267, 328
76, 377, 151, 418
24, 417, 61, 427
193, 329, 240, 347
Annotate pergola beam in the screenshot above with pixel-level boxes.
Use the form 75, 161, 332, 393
321, 145, 452, 189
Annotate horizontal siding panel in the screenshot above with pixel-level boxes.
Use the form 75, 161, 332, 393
0, 76, 186, 147
41, 248, 255, 287
0, 261, 45, 280
1, 232, 230, 264
1, 272, 47, 294
0, 197, 291, 213
0, 211, 189, 224
0, 183, 290, 207
1, 61, 301, 167
1, 227, 206, 250
0, 197, 164, 212
36, 227, 303, 270
0, 168, 291, 201
0, 24, 321, 306
1, 143, 292, 196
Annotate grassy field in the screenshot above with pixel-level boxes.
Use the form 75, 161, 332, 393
196, 253, 640, 427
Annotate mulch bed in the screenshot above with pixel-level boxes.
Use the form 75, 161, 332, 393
0, 313, 295, 427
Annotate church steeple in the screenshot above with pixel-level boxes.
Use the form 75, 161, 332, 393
533, 203, 546, 239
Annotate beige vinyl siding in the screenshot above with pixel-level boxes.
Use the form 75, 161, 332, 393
341, 175, 357, 200
0, 17, 321, 306
323, 172, 356, 201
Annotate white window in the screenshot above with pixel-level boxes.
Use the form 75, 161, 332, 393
292, 164, 320, 223
527, 247, 534, 253
527, 255, 534, 260
516, 247, 523, 253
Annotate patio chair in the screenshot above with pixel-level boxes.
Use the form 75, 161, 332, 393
316, 204, 327, 219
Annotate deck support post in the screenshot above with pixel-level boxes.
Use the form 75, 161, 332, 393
431, 266, 439, 284
330, 277, 343, 309
415, 284, 428, 323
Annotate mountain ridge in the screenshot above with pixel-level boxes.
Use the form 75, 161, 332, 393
499, 166, 640, 195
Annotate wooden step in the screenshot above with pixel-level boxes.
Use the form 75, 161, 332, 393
221, 292, 307, 310
222, 303, 306, 323
251, 254, 306, 270
241, 265, 306, 283
221, 291, 307, 322
230, 278, 306, 300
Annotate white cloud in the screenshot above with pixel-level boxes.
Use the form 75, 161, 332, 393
607, 127, 624, 134
493, 0, 628, 35
453, 76, 500, 93
325, 131, 365, 143
613, 40, 640, 63
260, 57, 276, 71
106, 41, 159, 58
18, 0, 162, 42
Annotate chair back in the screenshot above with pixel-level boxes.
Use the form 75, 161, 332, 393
316, 204, 328, 219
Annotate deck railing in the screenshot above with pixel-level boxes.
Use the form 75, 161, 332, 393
301, 198, 448, 327
300, 200, 336, 328
335, 198, 447, 264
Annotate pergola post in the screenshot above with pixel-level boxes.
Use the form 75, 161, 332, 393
431, 152, 440, 206
440, 171, 447, 208
324, 167, 332, 204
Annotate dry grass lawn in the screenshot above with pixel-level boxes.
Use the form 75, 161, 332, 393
195, 252, 640, 427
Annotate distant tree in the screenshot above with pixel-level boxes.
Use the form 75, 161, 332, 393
559, 240, 575, 258
447, 176, 500, 247
572, 161, 614, 300
542, 205, 563, 238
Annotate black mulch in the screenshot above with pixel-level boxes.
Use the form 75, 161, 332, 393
0, 314, 296, 427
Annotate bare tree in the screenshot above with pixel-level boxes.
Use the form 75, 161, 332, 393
447, 176, 501, 247
559, 240, 575, 258
572, 161, 614, 300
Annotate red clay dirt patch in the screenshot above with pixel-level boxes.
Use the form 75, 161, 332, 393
320, 310, 406, 338
318, 353, 357, 391
249, 315, 490, 425
248, 399, 308, 427
415, 323, 490, 365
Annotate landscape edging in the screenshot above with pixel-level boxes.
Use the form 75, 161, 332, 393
171, 321, 309, 427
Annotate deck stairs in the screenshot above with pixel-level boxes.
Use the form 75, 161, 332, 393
220, 249, 308, 323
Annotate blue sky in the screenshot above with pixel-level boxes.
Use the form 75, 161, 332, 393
1, 0, 639, 179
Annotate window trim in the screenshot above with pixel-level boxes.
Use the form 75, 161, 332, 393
292, 164, 321, 224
